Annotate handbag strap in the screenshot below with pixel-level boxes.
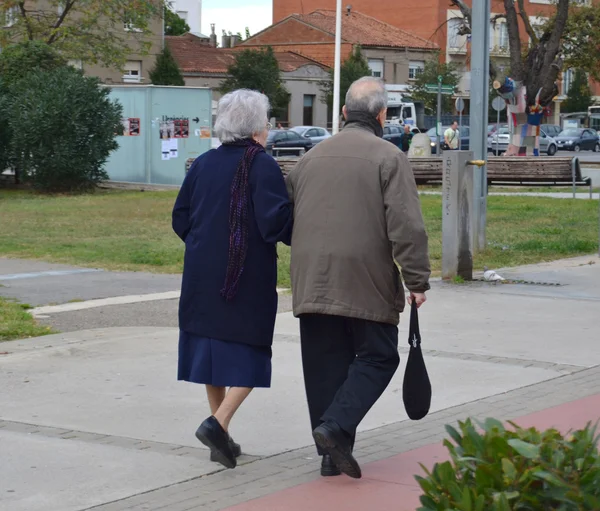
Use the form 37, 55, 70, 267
408, 301, 421, 347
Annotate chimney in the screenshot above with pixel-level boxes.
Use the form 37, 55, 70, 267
210, 23, 217, 48
346, 4, 352, 15
221, 32, 231, 49
230, 34, 240, 47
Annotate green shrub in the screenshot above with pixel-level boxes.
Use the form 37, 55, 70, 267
0, 41, 67, 89
416, 418, 600, 511
7, 67, 123, 192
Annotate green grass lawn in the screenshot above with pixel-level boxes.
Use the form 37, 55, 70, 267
0, 298, 54, 342
1, 189, 598, 290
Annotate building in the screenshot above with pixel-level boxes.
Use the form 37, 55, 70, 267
241, 9, 438, 85
272, 0, 600, 111
1, 1, 163, 85
166, 33, 332, 128
168, 0, 204, 37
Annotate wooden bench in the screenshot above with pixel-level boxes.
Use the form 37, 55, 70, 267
277, 156, 593, 197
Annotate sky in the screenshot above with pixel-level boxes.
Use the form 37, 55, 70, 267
201, 0, 273, 39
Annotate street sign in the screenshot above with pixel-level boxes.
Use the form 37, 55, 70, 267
455, 98, 465, 113
424, 84, 455, 95
492, 96, 506, 112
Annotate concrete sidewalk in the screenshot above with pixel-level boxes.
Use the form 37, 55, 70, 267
1, 255, 599, 511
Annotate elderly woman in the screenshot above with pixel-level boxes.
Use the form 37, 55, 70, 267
172, 89, 293, 469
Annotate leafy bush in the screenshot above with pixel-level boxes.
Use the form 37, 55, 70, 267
416, 418, 600, 511
0, 41, 67, 89
150, 45, 185, 86
6, 67, 123, 192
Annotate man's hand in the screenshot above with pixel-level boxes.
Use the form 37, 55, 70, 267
407, 292, 427, 308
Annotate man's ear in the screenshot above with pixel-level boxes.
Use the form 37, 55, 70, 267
342, 105, 348, 120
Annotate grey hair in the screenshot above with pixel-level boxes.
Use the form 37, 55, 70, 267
214, 89, 270, 143
345, 76, 388, 117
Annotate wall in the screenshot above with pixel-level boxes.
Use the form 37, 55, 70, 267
362, 48, 434, 84
169, 0, 203, 35
283, 65, 330, 128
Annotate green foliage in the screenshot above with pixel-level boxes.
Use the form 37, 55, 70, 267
150, 45, 185, 86
0, 0, 164, 69
5, 67, 123, 192
416, 418, 600, 511
409, 55, 461, 114
562, 70, 593, 114
0, 41, 67, 88
164, 6, 190, 36
0, 80, 11, 174
220, 47, 290, 115
558, 4, 600, 82
320, 45, 372, 114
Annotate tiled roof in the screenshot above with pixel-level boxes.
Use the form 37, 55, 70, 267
294, 10, 438, 50
166, 34, 327, 74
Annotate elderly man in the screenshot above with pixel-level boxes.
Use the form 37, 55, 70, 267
286, 77, 431, 479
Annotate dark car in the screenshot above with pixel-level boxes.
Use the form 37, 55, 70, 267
383, 125, 403, 147
555, 128, 600, 152
427, 126, 470, 154
266, 130, 313, 156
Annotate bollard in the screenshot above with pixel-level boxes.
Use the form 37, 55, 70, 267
442, 151, 482, 281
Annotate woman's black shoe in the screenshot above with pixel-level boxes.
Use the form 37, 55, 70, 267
210, 437, 241, 462
195, 416, 236, 469
321, 454, 341, 477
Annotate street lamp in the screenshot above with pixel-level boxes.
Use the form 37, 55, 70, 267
332, 0, 342, 135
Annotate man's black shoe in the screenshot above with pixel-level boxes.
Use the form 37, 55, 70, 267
195, 416, 236, 469
313, 422, 361, 479
321, 454, 341, 477
210, 437, 241, 462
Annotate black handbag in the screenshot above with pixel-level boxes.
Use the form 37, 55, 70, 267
402, 301, 432, 420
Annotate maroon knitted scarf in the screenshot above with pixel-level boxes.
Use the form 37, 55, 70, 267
220, 138, 264, 301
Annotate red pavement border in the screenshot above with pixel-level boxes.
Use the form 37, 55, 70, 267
223, 393, 600, 511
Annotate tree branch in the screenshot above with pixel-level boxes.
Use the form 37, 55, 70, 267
17, 2, 34, 41
504, 0, 525, 81
47, 0, 77, 45
517, 0, 538, 45
449, 0, 471, 22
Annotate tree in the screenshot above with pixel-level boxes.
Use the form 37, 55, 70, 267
409, 55, 461, 114
320, 46, 371, 115
6, 67, 123, 192
150, 45, 185, 85
0, 0, 164, 69
562, 70, 593, 114
164, 6, 190, 36
220, 47, 290, 116
556, 3, 600, 82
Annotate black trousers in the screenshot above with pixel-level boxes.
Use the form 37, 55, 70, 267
299, 314, 400, 454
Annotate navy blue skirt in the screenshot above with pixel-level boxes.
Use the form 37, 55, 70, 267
178, 331, 272, 388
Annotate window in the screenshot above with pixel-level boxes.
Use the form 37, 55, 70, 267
498, 22, 508, 50
562, 68, 574, 95
306, 129, 318, 137
123, 61, 142, 83
368, 59, 384, 78
3, 6, 18, 27
318, 129, 327, 137
124, 10, 143, 32
408, 61, 424, 80
68, 59, 83, 70
448, 18, 463, 48
303, 95, 315, 126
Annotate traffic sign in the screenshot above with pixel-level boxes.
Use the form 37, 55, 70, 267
424, 84, 455, 95
455, 98, 465, 113
492, 96, 506, 112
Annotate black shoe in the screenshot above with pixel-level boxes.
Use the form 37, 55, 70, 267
313, 422, 361, 479
210, 437, 241, 462
195, 416, 236, 469
321, 454, 341, 477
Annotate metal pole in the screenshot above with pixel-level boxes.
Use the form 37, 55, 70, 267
459, 108, 463, 149
332, 0, 342, 135
470, 0, 491, 252
496, 109, 500, 155
436, 76, 442, 156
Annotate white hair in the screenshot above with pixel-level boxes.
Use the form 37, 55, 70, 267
345, 77, 388, 117
214, 89, 270, 143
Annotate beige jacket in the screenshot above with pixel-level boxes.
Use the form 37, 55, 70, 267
286, 123, 431, 326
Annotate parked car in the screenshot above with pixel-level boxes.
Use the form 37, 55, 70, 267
541, 124, 562, 138
383, 124, 403, 147
290, 126, 332, 145
266, 130, 313, 156
488, 126, 558, 156
426, 126, 470, 154
554, 128, 600, 152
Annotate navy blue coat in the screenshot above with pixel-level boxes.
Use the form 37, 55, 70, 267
172, 145, 293, 347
